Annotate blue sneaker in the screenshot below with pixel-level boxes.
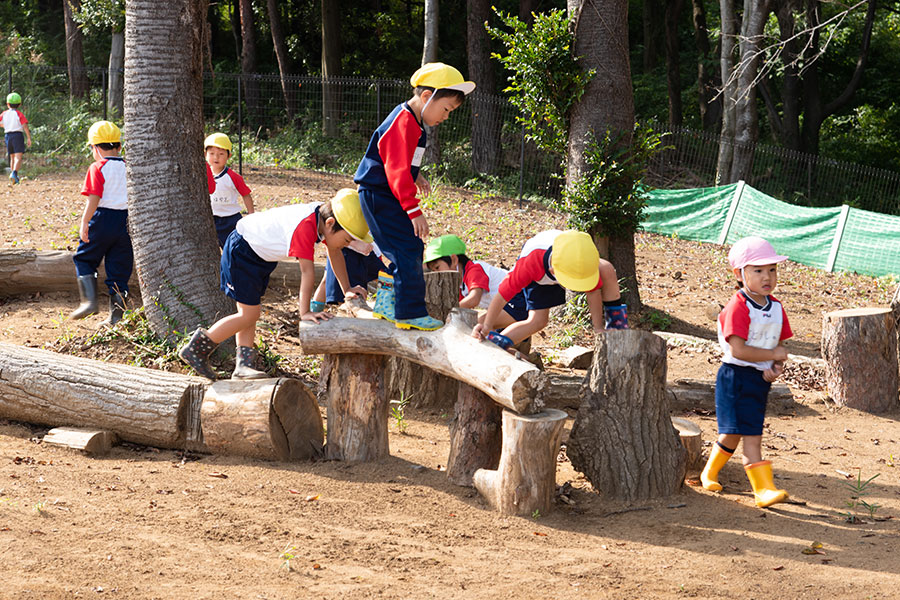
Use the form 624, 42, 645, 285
10, 171, 18, 184
604, 304, 629, 329
395, 315, 443, 331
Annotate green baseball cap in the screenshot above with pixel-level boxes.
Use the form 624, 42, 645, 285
424, 234, 466, 263
6, 92, 21, 104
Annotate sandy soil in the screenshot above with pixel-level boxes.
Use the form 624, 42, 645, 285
1, 167, 899, 599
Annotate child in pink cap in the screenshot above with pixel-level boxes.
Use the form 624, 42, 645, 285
699, 236, 793, 508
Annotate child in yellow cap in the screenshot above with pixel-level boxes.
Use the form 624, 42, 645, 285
204, 132, 255, 247
472, 230, 627, 349
354, 62, 475, 331
178, 189, 371, 380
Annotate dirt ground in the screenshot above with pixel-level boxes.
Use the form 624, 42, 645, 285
1, 167, 900, 599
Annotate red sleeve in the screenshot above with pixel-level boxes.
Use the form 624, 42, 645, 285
778, 304, 793, 341
464, 262, 490, 292
206, 163, 215, 194
377, 111, 422, 219
719, 295, 751, 342
81, 162, 105, 197
16, 110, 27, 125
227, 170, 252, 196
497, 249, 548, 300
287, 212, 320, 260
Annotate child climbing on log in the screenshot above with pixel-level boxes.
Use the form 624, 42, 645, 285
471, 229, 627, 350
354, 62, 475, 331
700, 236, 792, 508
178, 189, 371, 381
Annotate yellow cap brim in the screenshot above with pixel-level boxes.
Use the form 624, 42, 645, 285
349, 229, 374, 244
553, 269, 600, 292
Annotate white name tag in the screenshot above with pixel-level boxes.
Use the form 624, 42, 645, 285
412, 146, 425, 167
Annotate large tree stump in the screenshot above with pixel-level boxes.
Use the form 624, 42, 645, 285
567, 330, 686, 501
822, 307, 899, 413
472, 408, 567, 516
201, 378, 323, 461
387, 270, 460, 411
320, 353, 389, 461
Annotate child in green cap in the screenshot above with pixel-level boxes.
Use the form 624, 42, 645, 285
1, 92, 32, 184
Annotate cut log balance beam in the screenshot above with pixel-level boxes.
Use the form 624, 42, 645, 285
0, 249, 322, 297
296, 308, 546, 414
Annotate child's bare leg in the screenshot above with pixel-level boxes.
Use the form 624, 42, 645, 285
9, 152, 22, 172
207, 302, 261, 345
739, 435, 762, 465
313, 276, 327, 304
500, 309, 549, 345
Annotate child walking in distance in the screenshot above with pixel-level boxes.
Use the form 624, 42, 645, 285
471, 230, 628, 349
1, 92, 32, 184
700, 236, 792, 508
71, 121, 132, 326
354, 62, 475, 331
424, 234, 527, 325
205, 133, 255, 247
310, 240, 385, 312
178, 189, 371, 380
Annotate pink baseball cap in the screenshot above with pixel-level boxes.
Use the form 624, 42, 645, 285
727, 236, 788, 269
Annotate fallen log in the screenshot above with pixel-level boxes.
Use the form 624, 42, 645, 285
296, 308, 546, 414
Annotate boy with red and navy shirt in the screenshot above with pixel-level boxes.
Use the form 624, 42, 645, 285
472, 230, 628, 347
178, 189, 371, 381
354, 63, 475, 331
204, 133, 255, 247
1, 92, 32, 184
70, 121, 132, 326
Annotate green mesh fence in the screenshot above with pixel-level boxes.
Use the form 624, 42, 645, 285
643, 182, 900, 278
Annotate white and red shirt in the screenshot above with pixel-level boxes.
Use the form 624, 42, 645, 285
209, 166, 251, 217
460, 259, 507, 309
718, 290, 793, 371
497, 230, 603, 300
81, 156, 128, 210
0, 109, 27, 133
236, 202, 325, 263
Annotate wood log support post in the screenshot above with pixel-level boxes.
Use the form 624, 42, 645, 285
822, 307, 899, 413
472, 408, 567, 516
671, 417, 703, 480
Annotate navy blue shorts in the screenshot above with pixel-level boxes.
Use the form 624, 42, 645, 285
715, 363, 772, 436
5, 131, 25, 155
523, 282, 566, 312
220, 232, 278, 306
214, 213, 243, 248
502, 290, 529, 321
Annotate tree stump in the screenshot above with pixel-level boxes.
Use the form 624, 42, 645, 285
201, 378, 323, 461
387, 270, 460, 411
822, 307, 899, 413
320, 353, 389, 461
472, 408, 567, 516
567, 330, 686, 501
671, 417, 702, 480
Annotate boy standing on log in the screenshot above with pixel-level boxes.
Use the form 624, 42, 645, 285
471, 230, 627, 350
700, 236, 792, 508
354, 63, 474, 331
178, 189, 371, 381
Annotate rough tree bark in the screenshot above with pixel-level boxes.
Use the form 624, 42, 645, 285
239, 0, 262, 129
108, 30, 125, 118
321, 0, 343, 137
715, 0, 738, 183
320, 353, 389, 461
266, 0, 295, 119
664, 0, 684, 126
691, 0, 721, 131
63, 0, 90, 99
567, 330, 686, 501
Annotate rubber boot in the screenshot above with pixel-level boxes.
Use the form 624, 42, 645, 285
310, 300, 326, 313
71, 274, 99, 319
745, 460, 789, 508
373, 272, 397, 322
700, 444, 734, 491
106, 291, 127, 326
178, 328, 219, 380
232, 346, 269, 380
604, 304, 629, 329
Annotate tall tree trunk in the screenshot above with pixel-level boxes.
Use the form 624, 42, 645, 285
63, 0, 90, 99
664, 0, 684, 126
321, 0, 343, 137
729, 0, 770, 182
773, 0, 801, 150
691, 0, 721, 130
108, 30, 125, 118
468, 0, 500, 175
715, 0, 738, 184
125, 0, 233, 339
422, 0, 439, 64
643, 0, 664, 72
567, 0, 641, 312
266, 0, 295, 119
239, 0, 261, 129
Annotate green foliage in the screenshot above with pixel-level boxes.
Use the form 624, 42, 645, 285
842, 470, 880, 523
72, 0, 125, 34
390, 392, 412, 434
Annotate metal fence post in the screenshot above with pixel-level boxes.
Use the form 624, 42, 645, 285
376, 80, 381, 126
237, 75, 243, 175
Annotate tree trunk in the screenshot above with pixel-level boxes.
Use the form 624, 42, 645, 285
63, 0, 90, 99
468, 0, 501, 175
266, 0, 295, 119
671, 416, 703, 480
642, 0, 664, 72
773, 0, 801, 151
108, 30, 125, 118
715, 0, 738, 183
321, 0, 343, 137
239, 0, 261, 129
822, 308, 899, 413
320, 353, 390, 461
729, 0, 769, 182
567, 330, 686, 501
519, 0, 537, 23
386, 270, 460, 411
691, 0, 721, 131
125, 0, 233, 339
472, 408, 568, 516
664, 0, 684, 127
422, 0, 439, 64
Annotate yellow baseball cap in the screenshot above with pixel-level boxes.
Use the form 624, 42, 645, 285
550, 230, 600, 292
331, 189, 373, 243
410, 63, 476, 95
204, 132, 232, 151
87, 121, 121, 145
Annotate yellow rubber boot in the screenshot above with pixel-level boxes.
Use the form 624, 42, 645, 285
700, 444, 733, 491
745, 461, 789, 508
